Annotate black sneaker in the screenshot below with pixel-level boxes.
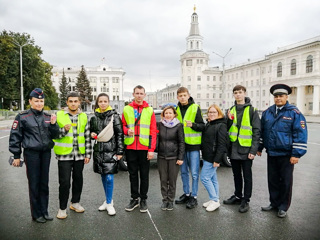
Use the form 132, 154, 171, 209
186, 196, 198, 209
239, 200, 249, 213
161, 202, 168, 211
140, 199, 148, 213
167, 202, 173, 211
125, 199, 139, 212
223, 195, 242, 205
175, 194, 190, 204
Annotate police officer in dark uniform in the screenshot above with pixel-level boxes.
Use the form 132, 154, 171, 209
257, 84, 308, 218
9, 88, 59, 223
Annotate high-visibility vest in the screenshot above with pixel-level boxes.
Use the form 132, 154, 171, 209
176, 104, 202, 145
229, 106, 252, 147
54, 111, 87, 155
123, 105, 153, 146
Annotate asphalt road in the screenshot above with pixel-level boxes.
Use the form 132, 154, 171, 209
0, 124, 320, 240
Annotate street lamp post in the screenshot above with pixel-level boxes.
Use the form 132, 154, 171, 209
212, 48, 232, 111
12, 40, 28, 111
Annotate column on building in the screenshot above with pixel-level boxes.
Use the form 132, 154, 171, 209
313, 85, 320, 115
109, 77, 113, 100
296, 85, 305, 113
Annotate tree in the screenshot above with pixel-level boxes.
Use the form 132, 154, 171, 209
75, 65, 93, 111
0, 30, 59, 109
59, 69, 69, 108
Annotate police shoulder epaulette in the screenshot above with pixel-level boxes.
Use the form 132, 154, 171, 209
19, 110, 29, 115
292, 108, 300, 114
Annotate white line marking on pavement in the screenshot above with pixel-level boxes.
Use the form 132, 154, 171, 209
147, 210, 163, 240
308, 142, 320, 146
0, 135, 9, 140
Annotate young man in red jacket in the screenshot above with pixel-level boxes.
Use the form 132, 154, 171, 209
122, 85, 157, 212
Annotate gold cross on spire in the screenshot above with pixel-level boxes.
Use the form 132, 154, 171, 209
193, 4, 196, 12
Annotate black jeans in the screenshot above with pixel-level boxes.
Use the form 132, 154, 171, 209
267, 155, 294, 211
126, 150, 150, 200
24, 149, 51, 219
58, 160, 84, 210
230, 159, 253, 202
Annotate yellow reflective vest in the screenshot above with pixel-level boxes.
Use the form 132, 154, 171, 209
176, 104, 202, 145
123, 105, 153, 146
229, 106, 252, 147
54, 110, 87, 155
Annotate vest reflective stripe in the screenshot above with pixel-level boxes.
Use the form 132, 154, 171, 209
123, 105, 153, 146
54, 111, 87, 155
176, 104, 202, 145
228, 106, 252, 147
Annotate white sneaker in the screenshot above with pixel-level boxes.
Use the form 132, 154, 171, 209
57, 209, 67, 219
106, 203, 116, 216
99, 201, 108, 211
206, 200, 220, 212
70, 203, 85, 213
203, 200, 211, 208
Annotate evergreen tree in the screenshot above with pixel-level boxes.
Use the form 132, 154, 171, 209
59, 69, 69, 108
75, 65, 93, 111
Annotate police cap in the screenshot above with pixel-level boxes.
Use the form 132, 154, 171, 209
30, 88, 45, 99
270, 84, 292, 96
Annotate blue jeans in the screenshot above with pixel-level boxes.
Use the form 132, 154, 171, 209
180, 150, 200, 197
200, 160, 219, 201
101, 174, 114, 204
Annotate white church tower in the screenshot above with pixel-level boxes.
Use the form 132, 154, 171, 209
180, 6, 222, 110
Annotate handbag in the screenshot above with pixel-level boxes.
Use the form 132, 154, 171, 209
97, 115, 114, 142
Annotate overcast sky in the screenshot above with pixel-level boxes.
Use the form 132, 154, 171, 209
1, 0, 320, 92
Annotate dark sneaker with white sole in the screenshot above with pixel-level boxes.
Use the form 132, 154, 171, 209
125, 199, 139, 212
140, 199, 148, 213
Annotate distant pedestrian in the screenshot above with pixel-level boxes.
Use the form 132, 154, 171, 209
200, 104, 228, 212
175, 87, 205, 209
9, 88, 59, 223
223, 85, 260, 213
54, 92, 92, 219
157, 106, 185, 211
90, 93, 124, 216
258, 84, 308, 218
122, 85, 157, 213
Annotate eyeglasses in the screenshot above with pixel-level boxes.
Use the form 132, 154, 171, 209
208, 111, 217, 114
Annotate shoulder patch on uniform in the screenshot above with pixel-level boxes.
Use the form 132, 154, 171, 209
292, 109, 300, 114
300, 120, 306, 129
19, 110, 28, 115
12, 120, 18, 129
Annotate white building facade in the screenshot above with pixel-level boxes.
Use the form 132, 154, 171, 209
51, 64, 126, 111
179, 9, 320, 114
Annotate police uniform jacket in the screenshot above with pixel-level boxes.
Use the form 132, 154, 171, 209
9, 108, 60, 159
258, 101, 307, 157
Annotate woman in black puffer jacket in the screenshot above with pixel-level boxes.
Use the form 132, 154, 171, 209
200, 104, 228, 212
90, 93, 124, 216
157, 106, 185, 211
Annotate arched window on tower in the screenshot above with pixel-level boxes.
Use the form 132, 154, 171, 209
306, 55, 313, 73
277, 62, 282, 77
291, 59, 296, 75
196, 41, 199, 49
190, 41, 193, 49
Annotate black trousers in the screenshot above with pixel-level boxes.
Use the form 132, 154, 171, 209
267, 155, 294, 211
126, 150, 150, 200
58, 160, 84, 210
24, 149, 51, 219
230, 159, 253, 202
157, 157, 180, 202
